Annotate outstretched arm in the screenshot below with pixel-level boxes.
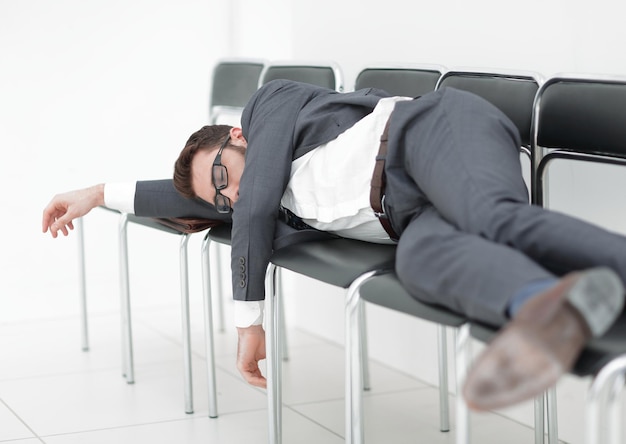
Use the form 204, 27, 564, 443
42, 184, 104, 238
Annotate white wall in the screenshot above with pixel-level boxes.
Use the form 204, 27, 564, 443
3, 1, 626, 442
0, 0, 228, 318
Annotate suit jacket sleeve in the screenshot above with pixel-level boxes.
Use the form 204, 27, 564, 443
231, 80, 323, 302
134, 179, 232, 222
230, 79, 387, 302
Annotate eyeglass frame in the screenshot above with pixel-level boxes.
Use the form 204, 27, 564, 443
212, 135, 232, 214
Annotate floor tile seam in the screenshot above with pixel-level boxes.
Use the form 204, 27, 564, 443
0, 398, 43, 442
470, 408, 561, 441
0, 302, 188, 329
284, 405, 344, 440
0, 355, 194, 385
32, 408, 269, 439
284, 385, 437, 409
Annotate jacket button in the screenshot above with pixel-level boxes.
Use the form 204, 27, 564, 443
239, 273, 246, 281
239, 257, 245, 265
239, 264, 246, 272
239, 280, 246, 288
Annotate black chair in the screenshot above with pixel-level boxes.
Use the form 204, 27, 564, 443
354, 64, 445, 96
259, 65, 446, 444
531, 73, 626, 444
198, 61, 346, 443
436, 68, 542, 157
345, 69, 546, 444
74, 58, 266, 417
347, 272, 467, 443
209, 58, 266, 125
259, 60, 344, 91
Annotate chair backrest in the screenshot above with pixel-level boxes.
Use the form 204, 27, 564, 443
259, 61, 344, 92
354, 64, 445, 97
209, 58, 267, 124
436, 69, 542, 149
531, 74, 626, 205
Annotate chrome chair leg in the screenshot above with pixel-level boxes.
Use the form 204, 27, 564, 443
179, 234, 194, 414
359, 301, 370, 391
276, 267, 289, 362
201, 235, 219, 418
265, 263, 282, 444
455, 323, 471, 444
118, 213, 134, 384
437, 324, 450, 432
546, 387, 558, 443
586, 354, 626, 444
345, 270, 379, 444
213, 244, 226, 333
76, 217, 89, 352
534, 395, 545, 444
608, 373, 624, 444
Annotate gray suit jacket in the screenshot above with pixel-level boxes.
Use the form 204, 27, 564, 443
135, 79, 391, 302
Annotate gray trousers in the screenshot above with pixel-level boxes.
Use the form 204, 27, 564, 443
384, 87, 626, 327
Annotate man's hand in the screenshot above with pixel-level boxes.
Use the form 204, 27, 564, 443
236, 324, 267, 388
42, 184, 105, 238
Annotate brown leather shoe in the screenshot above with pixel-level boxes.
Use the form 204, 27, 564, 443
463, 267, 624, 411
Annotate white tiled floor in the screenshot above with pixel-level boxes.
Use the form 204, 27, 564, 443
0, 300, 555, 444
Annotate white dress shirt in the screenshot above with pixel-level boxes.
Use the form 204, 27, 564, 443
103, 96, 410, 328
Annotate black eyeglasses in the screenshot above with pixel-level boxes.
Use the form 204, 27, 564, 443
212, 135, 232, 214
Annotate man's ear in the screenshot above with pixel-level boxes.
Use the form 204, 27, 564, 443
229, 127, 247, 147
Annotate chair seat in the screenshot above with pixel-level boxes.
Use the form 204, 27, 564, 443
359, 272, 467, 328
208, 223, 233, 245
270, 239, 396, 289
572, 311, 626, 376
209, 225, 396, 289
126, 214, 186, 236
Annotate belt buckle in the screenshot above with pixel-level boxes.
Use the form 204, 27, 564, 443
374, 195, 387, 219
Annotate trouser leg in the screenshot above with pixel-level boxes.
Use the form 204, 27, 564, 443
395, 206, 555, 326
386, 88, 626, 301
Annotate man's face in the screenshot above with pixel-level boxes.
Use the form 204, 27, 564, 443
191, 130, 247, 210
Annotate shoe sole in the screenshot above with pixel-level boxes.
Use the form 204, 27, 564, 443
567, 267, 624, 337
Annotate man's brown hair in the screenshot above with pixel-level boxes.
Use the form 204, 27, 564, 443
173, 125, 232, 199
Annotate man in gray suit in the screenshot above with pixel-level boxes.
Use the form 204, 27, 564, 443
43, 79, 626, 411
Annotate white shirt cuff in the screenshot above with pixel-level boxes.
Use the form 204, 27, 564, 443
234, 300, 264, 328
104, 182, 137, 214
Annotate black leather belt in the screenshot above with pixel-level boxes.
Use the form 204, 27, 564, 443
370, 114, 399, 241
278, 205, 316, 231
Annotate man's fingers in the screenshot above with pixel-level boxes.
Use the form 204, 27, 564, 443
237, 359, 267, 388
42, 208, 60, 233
51, 213, 75, 237
58, 223, 69, 237
242, 369, 267, 388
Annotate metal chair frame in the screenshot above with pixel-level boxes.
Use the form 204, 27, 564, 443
532, 73, 626, 444
200, 60, 347, 443
344, 68, 552, 444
